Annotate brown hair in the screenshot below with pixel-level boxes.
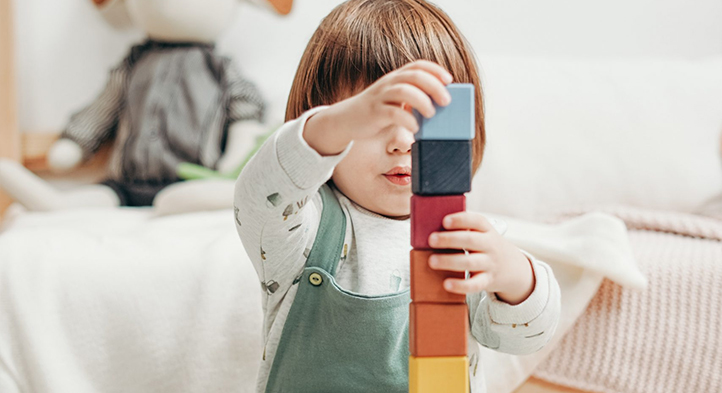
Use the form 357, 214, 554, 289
286, 0, 485, 172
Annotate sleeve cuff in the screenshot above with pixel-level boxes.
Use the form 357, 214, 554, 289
487, 254, 552, 325
275, 106, 353, 190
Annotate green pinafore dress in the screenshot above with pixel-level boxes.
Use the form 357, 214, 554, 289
265, 185, 411, 393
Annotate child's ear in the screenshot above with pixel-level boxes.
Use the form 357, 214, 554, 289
245, 0, 293, 15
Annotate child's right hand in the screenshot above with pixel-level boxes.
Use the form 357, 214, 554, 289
304, 60, 453, 156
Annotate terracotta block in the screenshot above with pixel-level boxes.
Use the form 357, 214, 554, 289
412, 140, 472, 195
409, 303, 468, 357
411, 194, 465, 249
409, 356, 469, 393
410, 250, 466, 303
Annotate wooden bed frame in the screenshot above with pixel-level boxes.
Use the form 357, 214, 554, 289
0, 0, 20, 218
515, 377, 589, 393
0, 0, 105, 219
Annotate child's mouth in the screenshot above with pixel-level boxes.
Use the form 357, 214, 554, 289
383, 167, 412, 186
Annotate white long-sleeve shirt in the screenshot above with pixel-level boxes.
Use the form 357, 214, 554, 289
233, 107, 561, 393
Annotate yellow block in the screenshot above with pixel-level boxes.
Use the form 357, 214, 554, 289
409, 356, 469, 393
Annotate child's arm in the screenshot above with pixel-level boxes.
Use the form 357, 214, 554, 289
303, 60, 452, 156
466, 256, 560, 354
235, 59, 452, 331
428, 212, 561, 354
233, 107, 351, 320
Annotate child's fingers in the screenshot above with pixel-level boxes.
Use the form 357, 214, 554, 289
429, 252, 490, 272
382, 83, 436, 118
442, 211, 494, 233
401, 60, 453, 85
391, 69, 451, 108
444, 272, 491, 294
428, 229, 488, 252
382, 105, 420, 133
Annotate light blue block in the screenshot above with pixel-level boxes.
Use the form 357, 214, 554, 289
414, 83, 474, 140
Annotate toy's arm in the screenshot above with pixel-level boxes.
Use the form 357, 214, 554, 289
176, 123, 274, 181
224, 60, 265, 124
55, 61, 130, 170
47, 139, 84, 172
216, 120, 268, 175
215, 59, 266, 173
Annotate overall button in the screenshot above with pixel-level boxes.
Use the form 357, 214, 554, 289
309, 272, 323, 286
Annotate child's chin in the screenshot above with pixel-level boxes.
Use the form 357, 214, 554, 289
380, 209, 411, 220
379, 198, 411, 219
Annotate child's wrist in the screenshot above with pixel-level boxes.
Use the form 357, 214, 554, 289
303, 105, 353, 156
495, 254, 536, 305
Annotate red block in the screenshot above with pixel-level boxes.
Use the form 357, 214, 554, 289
411, 195, 466, 249
410, 250, 466, 303
409, 302, 468, 357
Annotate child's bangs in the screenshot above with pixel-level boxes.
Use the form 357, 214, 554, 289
325, 0, 468, 100
287, 0, 485, 173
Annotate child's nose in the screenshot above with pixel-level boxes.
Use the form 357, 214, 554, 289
387, 126, 414, 154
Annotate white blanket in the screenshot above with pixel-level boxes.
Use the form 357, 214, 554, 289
0, 207, 643, 393
481, 212, 646, 392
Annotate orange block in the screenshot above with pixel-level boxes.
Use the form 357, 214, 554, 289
410, 250, 466, 303
409, 302, 468, 357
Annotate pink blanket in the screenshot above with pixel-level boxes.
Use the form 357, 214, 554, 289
533, 206, 722, 393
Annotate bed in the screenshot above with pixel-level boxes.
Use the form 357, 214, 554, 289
2, 0, 722, 391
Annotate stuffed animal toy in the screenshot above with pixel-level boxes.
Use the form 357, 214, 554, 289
0, 0, 292, 212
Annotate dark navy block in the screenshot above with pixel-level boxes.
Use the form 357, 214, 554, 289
412, 140, 472, 195
414, 83, 474, 141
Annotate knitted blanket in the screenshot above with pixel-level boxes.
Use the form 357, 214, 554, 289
533, 206, 722, 393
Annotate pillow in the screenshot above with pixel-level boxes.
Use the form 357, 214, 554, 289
468, 56, 722, 220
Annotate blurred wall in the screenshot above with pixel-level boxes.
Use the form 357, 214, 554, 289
13, 0, 722, 132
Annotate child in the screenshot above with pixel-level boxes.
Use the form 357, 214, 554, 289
234, 0, 561, 391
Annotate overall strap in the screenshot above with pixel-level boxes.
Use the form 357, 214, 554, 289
304, 184, 347, 276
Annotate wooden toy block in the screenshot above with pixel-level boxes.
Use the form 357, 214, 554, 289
410, 250, 466, 303
411, 194, 466, 249
414, 83, 475, 141
409, 302, 468, 357
409, 356, 469, 393
412, 140, 472, 195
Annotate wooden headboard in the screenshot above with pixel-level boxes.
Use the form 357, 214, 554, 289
0, 0, 20, 217
0, 0, 86, 219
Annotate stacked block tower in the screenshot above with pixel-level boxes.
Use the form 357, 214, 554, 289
409, 84, 474, 393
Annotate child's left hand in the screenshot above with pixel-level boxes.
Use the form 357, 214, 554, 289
427, 211, 535, 305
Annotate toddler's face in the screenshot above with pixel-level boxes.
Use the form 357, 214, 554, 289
332, 124, 414, 219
